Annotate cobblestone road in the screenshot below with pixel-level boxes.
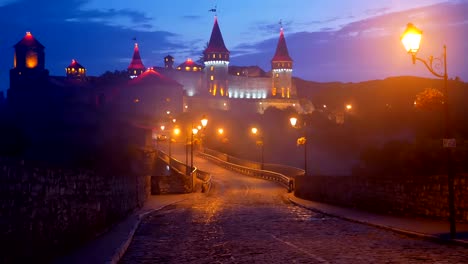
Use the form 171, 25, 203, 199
120, 155, 467, 263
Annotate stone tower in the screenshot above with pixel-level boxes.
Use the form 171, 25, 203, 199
271, 27, 294, 98
203, 16, 230, 97
9, 32, 49, 89
164, 55, 174, 69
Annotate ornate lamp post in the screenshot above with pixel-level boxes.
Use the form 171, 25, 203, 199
251, 127, 264, 170
401, 23, 456, 238
190, 127, 199, 172
200, 115, 208, 150
290, 117, 307, 176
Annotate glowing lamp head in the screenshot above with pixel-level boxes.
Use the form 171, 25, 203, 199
251, 127, 258, 135
160, 125, 165, 131
289, 117, 298, 127
173, 128, 181, 136
346, 104, 352, 110
401, 23, 422, 55
218, 128, 224, 135
201, 116, 208, 128
192, 128, 198, 135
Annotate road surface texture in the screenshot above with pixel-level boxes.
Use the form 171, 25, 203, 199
120, 151, 467, 263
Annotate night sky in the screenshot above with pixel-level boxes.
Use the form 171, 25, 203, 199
1, 0, 467, 94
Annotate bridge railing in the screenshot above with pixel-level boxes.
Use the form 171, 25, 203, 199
203, 148, 304, 178
198, 151, 293, 192
156, 150, 212, 193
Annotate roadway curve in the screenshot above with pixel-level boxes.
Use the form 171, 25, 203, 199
120, 145, 466, 263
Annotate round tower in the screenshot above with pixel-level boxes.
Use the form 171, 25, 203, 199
271, 27, 294, 98
203, 16, 230, 97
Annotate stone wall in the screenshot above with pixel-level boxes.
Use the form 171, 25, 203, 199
0, 155, 152, 263
295, 174, 468, 222
150, 157, 193, 194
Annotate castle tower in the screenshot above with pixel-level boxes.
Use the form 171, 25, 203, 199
164, 55, 174, 69
66, 59, 86, 80
9, 32, 49, 90
128, 43, 145, 79
203, 16, 230, 97
271, 27, 294, 98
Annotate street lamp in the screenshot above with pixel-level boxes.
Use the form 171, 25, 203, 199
251, 127, 264, 170
290, 116, 307, 176
200, 115, 208, 151
190, 127, 198, 172
401, 23, 456, 238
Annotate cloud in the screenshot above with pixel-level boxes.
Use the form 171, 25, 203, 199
230, 1, 468, 82
181, 15, 202, 20
364, 7, 391, 16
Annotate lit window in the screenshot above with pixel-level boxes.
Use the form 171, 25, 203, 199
281, 88, 285, 98
210, 75, 214, 81
25, 51, 38, 68
220, 88, 224, 96
134, 70, 137, 74
185, 66, 190, 71
134, 98, 140, 103
193, 67, 197, 71
275, 73, 279, 78
213, 85, 217, 96
210, 66, 214, 71
177, 67, 181, 70
165, 58, 168, 62
236, 72, 240, 76
272, 88, 277, 96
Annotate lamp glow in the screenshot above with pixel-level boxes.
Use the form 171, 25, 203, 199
401, 23, 422, 55
289, 117, 298, 127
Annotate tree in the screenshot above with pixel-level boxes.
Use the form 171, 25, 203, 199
414, 88, 444, 111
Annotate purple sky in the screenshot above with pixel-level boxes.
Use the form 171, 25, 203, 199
0, 0, 467, 94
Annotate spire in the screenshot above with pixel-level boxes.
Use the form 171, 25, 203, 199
128, 43, 145, 70
204, 16, 229, 56
271, 27, 292, 63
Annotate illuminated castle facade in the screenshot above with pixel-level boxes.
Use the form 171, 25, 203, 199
148, 16, 304, 113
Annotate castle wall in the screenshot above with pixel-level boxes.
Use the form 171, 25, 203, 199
228, 75, 270, 99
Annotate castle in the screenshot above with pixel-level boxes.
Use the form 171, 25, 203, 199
7, 16, 308, 123
128, 16, 306, 114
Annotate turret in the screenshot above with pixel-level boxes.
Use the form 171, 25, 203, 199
128, 43, 145, 79
271, 27, 294, 98
9, 32, 49, 91
164, 55, 174, 69
203, 16, 230, 97
66, 59, 86, 80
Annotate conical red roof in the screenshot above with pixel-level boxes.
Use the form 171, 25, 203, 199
128, 43, 145, 70
129, 68, 181, 86
204, 16, 229, 54
68, 59, 85, 69
271, 28, 292, 62
14, 32, 44, 49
